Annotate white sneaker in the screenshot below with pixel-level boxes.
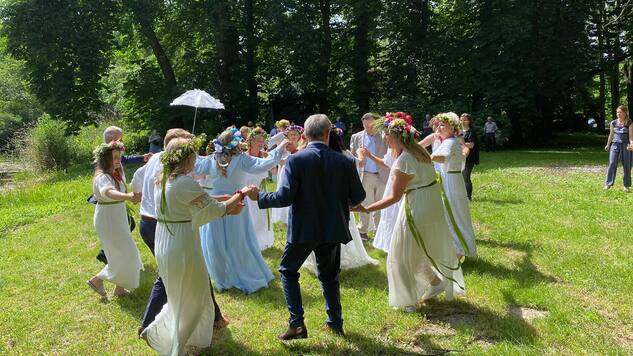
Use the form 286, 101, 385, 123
421, 281, 446, 301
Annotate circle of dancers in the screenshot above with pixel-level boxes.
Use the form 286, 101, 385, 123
86, 111, 478, 355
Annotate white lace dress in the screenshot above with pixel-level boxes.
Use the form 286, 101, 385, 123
431, 137, 477, 257
144, 175, 226, 356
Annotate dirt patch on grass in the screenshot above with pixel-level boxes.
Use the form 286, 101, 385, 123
508, 306, 548, 321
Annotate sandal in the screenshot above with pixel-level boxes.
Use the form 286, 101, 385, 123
86, 279, 107, 297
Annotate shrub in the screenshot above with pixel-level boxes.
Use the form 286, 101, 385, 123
26, 114, 73, 171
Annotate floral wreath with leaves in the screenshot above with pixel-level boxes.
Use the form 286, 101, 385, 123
374, 111, 415, 142
93, 141, 126, 164
247, 127, 269, 141
436, 112, 461, 132
284, 125, 304, 136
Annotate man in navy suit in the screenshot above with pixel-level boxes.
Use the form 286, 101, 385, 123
249, 114, 365, 340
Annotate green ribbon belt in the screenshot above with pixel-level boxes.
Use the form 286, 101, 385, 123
97, 201, 124, 205
447, 170, 462, 174
438, 172, 471, 256
157, 219, 192, 224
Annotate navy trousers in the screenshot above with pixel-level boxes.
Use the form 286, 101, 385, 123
605, 142, 632, 188
139, 219, 223, 328
279, 242, 342, 329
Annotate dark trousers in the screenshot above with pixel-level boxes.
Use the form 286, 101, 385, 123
485, 133, 496, 151
139, 219, 223, 328
605, 142, 632, 188
279, 242, 342, 329
462, 161, 475, 200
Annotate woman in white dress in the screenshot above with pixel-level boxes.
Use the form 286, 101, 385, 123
353, 112, 465, 312
271, 125, 303, 226
245, 127, 275, 250
87, 141, 143, 298
303, 128, 378, 273
141, 136, 252, 356
430, 113, 477, 258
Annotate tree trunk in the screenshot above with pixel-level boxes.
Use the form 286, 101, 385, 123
318, 0, 331, 114
596, 3, 606, 130
244, 0, 258, 121
625, 60, 633, 116
351, 0, 372, 118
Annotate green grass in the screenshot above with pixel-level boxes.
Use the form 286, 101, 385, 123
1, 133, 632, 354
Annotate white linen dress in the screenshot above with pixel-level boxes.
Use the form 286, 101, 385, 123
431, 137, 477, 257
387, 152, 465, 308
144, 175, 226, 356
92, 173, 143, 290
373, 149, 401, 252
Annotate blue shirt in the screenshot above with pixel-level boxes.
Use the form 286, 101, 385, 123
363, 133, 379, 173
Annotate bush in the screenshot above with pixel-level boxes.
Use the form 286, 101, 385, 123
71, 123, 107, 164
122, 128, 150, 155
26, 114, 73, 171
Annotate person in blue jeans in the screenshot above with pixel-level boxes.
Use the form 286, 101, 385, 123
604, 105, 632, 192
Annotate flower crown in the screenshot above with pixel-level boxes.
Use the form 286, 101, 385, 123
160, 134, 207, 175
284, 125, 304, 135
93, 141, 125, 164
213, 128, 243, 153
248, 128, 269, 140
436, 112, 461, 132
375, 112, 415, 142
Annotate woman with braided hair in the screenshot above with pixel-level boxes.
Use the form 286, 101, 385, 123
196, 127, 289, 293
352, 112, 464, 312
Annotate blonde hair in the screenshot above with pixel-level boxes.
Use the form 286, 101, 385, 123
390, 132, 431, 163
276, 119, 290, 129
617, 105, 629, 121
215, 130, 242, 177
156, 137, 196, 185
164, 128, 194, 147
103, 126, 123, 143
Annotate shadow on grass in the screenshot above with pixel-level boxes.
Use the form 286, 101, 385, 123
474, 196, 524, 205
209, 328, 262, 355
420, 298, 537, 346
114, 267, 160, 320
465, 239, 560, 287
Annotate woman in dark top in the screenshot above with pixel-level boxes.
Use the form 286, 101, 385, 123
460, 113, 479, 200
604, 105, 632, 192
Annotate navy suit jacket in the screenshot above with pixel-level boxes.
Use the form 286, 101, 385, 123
258, 142, 366, 244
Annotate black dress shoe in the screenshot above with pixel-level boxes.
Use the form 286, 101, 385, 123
322, 323, 345, 337
277, 326, 308, 340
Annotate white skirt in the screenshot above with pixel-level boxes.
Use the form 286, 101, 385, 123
373, 176, 401, 253
145, 222, 214, 356
387, 184, 465, 308
302, 218, 378, 273
441, 172, 477, 257
93, 204, 143, 290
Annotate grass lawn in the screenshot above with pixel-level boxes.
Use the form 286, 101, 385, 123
1, 133, 631, 355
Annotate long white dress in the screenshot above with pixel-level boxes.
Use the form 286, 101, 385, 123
302, 217, 379, 273
244, 155, 275, 250
144, 175, 226, 356
373, 149, 401, 252
387, 152, 465, 308
431, 137, 477, 257
271, 150, 291, 225
92, 173, 143, 290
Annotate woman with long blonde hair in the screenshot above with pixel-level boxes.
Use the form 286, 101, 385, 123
353, 112, 465, 312
196, 127, 289, 293
141, 136, 250, 355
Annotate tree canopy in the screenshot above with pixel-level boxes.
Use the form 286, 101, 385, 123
1, 0, 632, 145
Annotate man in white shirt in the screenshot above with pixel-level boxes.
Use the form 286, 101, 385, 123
349, 113, 388, 240
484, 116, 498, 152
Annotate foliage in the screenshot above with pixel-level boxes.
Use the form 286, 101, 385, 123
25, 114, 73, 171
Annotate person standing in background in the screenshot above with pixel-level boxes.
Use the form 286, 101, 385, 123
148, 129, 162, 154
604, 105, 632, 192
460, 113, 479, 200
484, 117, 498, 152
350, 113, 388, 241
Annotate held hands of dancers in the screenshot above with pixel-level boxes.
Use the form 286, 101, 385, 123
351, 204, 368, 213
225, 185, 259, 215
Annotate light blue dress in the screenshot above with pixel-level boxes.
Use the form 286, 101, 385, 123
195, 145, 284, 293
